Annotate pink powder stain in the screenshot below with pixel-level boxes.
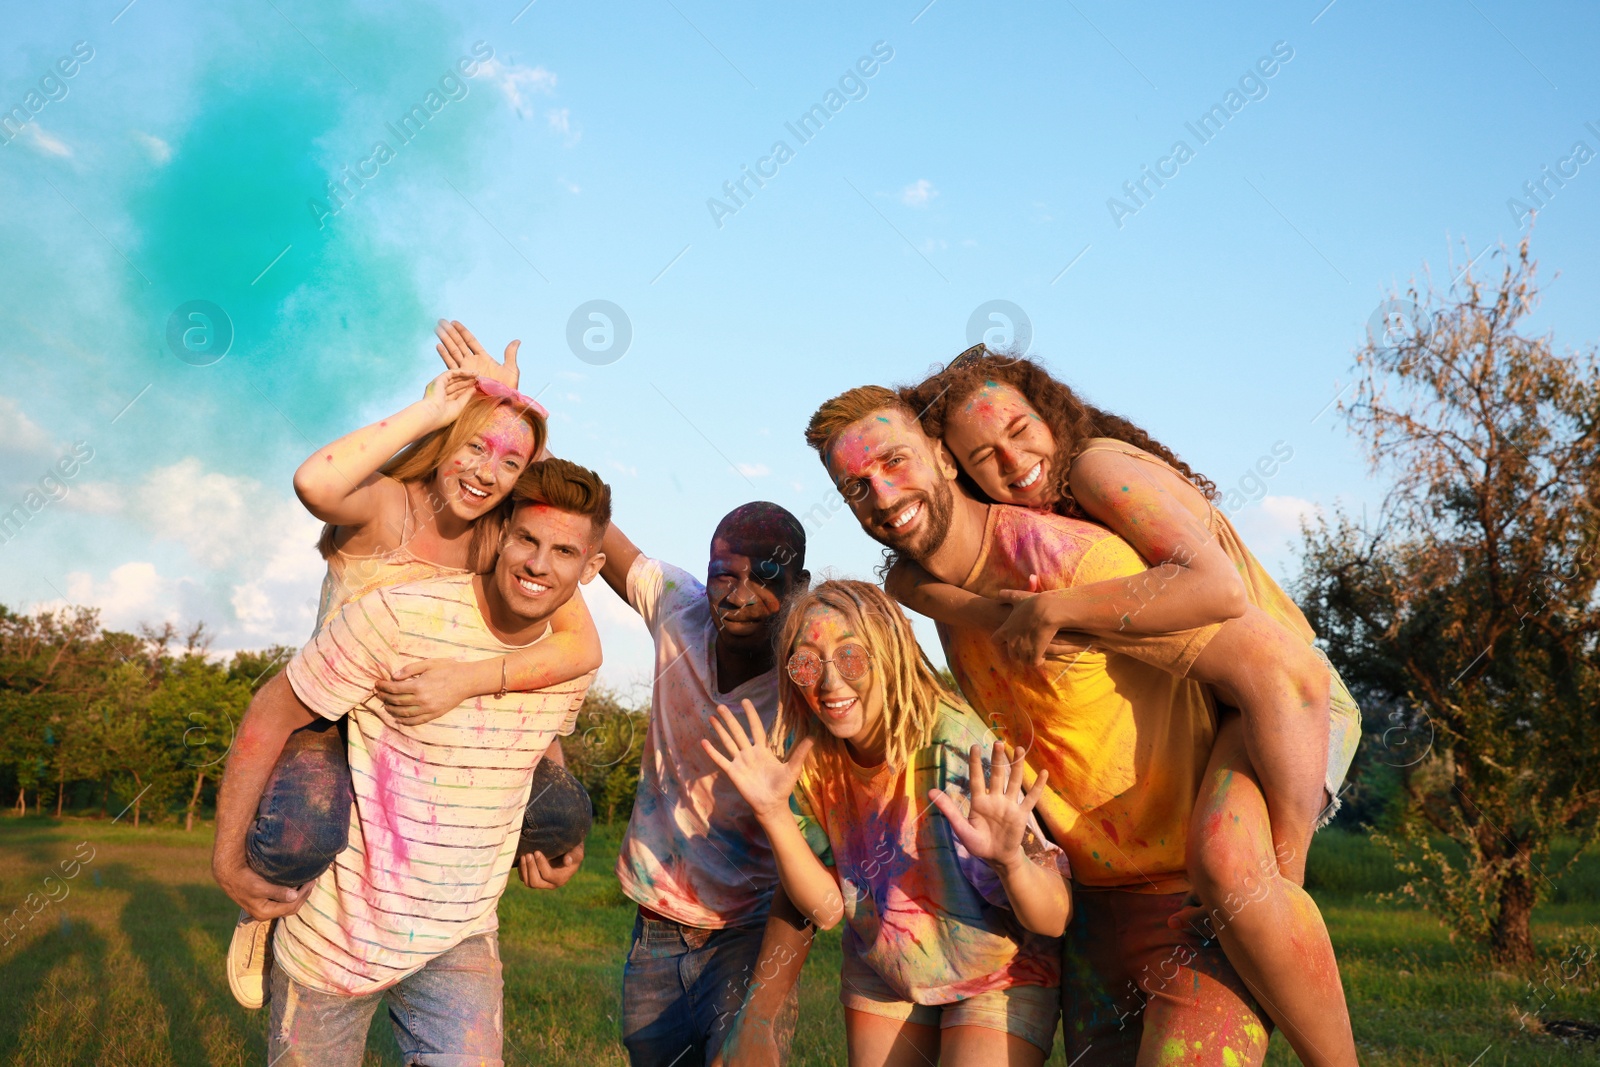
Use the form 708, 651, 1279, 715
477, 407, 536, 464
1100, 818, 1121, 845
364, 736, 413, 874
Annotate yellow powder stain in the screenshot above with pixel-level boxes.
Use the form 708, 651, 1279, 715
1156, 1039, 1189, 1065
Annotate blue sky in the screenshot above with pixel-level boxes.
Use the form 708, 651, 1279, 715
2, 0, 1597, 695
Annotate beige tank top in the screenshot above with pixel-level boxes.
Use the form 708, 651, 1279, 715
1072, 438, 1317, 645
312, 496, 468, 633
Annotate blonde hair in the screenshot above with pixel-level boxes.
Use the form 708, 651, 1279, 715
804, 385, 919, 459
316, 392, 548, 568
772, 579, 963, 782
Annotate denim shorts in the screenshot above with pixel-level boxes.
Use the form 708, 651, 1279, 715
838, 945, 1060, 1054
1316, 648, 1363, 828
268, 932, 503, 1067
247, 715, 353, 888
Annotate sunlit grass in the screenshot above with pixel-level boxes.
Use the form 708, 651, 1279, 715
1, 819, 1596, 1065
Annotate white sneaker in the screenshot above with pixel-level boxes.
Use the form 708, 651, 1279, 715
227, 910, 273, 1010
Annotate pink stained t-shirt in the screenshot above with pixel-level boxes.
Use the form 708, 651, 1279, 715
614, 555, 781, 929
275, 573, 593, 996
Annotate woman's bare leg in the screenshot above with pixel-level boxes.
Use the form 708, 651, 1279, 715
941, 1024, 1046, 1067
844, 1009, 941, 1067
1186, 607, 1330, 883
1184, 713, 1356, 1067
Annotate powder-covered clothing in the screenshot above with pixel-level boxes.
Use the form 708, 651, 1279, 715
312, 504, 466, 633
615, 556, 781, 930
1074, 438, 1364, 819
276, 573, 593, 996
791, 701, 1067, 1005
939, 505, 1218, 895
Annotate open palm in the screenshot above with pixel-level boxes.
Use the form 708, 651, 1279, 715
702, 700, 814, 820
435, 318, 521, 389
929, 742, 1050, 867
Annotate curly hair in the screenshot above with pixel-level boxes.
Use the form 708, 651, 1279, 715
899, 345, 1217, 517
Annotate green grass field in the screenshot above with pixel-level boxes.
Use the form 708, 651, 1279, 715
1, 818, 1596, 1066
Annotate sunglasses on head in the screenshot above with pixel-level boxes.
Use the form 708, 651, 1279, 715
786, 643, 871, 688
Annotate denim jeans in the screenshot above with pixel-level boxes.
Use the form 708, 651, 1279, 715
267, 933, 504, 1067
246, 717, 353, 888
621, 912, 796, 1067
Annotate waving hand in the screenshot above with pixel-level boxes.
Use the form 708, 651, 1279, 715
702, 700, 815, 821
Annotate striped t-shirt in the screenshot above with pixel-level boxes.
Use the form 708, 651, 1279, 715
275, 572, 593, 996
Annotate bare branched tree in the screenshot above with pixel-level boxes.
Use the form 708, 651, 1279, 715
1298, 235, 1600, 964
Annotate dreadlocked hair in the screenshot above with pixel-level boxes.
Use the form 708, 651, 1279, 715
771, 579, 964, 784
898, 345, 1217, 518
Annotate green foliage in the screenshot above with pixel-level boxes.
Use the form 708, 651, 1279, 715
561, 686, 647, 825
0, 604, 256, 828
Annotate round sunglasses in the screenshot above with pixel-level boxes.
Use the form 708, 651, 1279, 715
786, 643, 871, 688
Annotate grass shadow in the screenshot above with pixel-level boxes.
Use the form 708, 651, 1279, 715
117, 866, 265, 1067
0, 909, 110, 1065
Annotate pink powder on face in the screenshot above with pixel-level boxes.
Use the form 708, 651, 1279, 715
477, 408, 536, 465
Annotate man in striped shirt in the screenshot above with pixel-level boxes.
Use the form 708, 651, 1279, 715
212, 458, 609, 1066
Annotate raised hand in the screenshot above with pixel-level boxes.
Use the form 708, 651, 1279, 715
435, 319, 520, 389
928, 742, 1050, 871
419, 368, 479, 429
702, 700, 816, 821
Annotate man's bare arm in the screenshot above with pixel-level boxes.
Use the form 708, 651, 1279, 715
598, 521, 644, 602
712, 889, 814, 1067
211, 671, 321, 919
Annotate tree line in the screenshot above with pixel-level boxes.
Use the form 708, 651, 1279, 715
0, 608, 648, 832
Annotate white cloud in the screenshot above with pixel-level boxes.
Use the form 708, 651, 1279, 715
228, 508, 325, 640
547, 108, 571, 134
128, 457, 324, 588
736, 463, 770, 477
1229, 494, 1321, 579
52, 458, 325, 642
20, 124, 70, 158
608, 460, 639, 478
558, 177, 581, 195
0, 396, 52, 458
63, 562, 175, 630
478, 59, 557, 116
1260, 495, 1320, 531
132, 130, 172, 164
59, 481, 124, 514
900, 179, 937, 207
132, 458, 261, 568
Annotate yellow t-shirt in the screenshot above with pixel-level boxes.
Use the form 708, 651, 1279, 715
937, 505, 1218, 895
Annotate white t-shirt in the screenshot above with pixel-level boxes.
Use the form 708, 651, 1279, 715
614, 556, 781, 929
276, 573, 593, 996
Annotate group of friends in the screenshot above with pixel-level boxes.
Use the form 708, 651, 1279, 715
210, 321, 1363, 1067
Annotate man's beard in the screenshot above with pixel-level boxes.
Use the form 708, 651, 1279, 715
868, 479, 955, 562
